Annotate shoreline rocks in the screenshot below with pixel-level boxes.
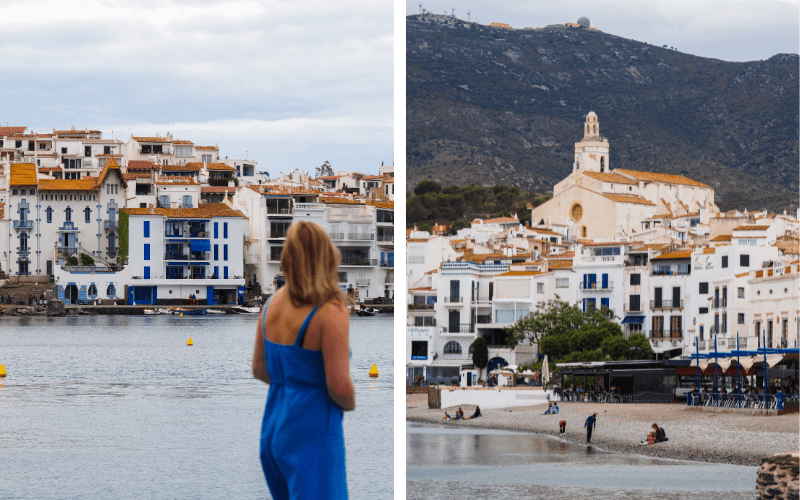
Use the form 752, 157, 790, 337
757, 452, 799, 500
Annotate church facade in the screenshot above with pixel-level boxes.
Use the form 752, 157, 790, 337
531, 112, 718, 239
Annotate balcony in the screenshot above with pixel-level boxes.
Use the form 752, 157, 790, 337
267, 208, 293, 216
340, 258, 377, 266
476, 315, 492, 324
104, 220, 118, 230
579, 281, 613, 291
380, 261, 394, 268
624, 303, 643, 313
580, 256, 622, 264
328, 213, 372, 222
348, 233, 374, 241
355, 279, 370, 286
650, 300, 684, 309
18, 248, 30, 256
646, 330, 683, 339
385, 276, 394, 284
329, 232, 345, 240
377, 234, 394, 244
444, 296, 463, 304
58, 247, 78, 255
651, 269, 691, 276
294, 203, 324, 211
444, 324, 473, 334
106, 249, 117, 259
713, 298, 728, 309
408, 303, 434, 311
13, 221, 33, 230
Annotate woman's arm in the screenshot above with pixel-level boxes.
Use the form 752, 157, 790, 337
321, 302, 356, 411
252, 310, 270, 384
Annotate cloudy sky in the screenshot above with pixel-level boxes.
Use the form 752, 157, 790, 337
407, 0, 799, 62
0, 0, 393, 176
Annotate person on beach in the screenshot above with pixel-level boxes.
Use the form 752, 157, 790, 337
559, 420, 566, 435
442, 412, 452, 421
454, 407, 464, 420
584, 413, 597, 444
553, 403, 559, 414
465, 406, 481, 419
641, 424, 668, 445
543, 403, 554, 415
252, 221, 355, 499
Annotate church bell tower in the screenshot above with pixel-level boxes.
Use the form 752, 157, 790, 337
573, 111, 610, 174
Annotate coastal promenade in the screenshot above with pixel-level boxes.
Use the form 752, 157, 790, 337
406, 393, 797, 466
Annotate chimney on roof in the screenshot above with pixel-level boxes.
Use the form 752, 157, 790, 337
228, 179, 235, 188
149, 204, 155, 215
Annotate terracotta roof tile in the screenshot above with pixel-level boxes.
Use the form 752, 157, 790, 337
94, 156, 126, 188
0, 126, 27, 136
201, 186, 241, 193
192, 162, 235, 171
9, 163, 38, 185
194, 145, 218, 151
122, 203, 245, 218
703, 247, 716, 254
582, 171, 637, 185
127, 160, 159, 170
156, 176, 198, 185
131, 136, 171, 143
484, 216, 520, 224
497, 271, 543, 276
602, 194, 656, 206
710, 234, 732, 242
39, 179, 98, 191
732, 225, 770, 231
366, 200, 394, 209
547, 260, 573, 270
320, 197, 362, 205
161, 163, 202, 172
652, 249, 692, 260
173, 140, 193, 145
614, 169, 711, 188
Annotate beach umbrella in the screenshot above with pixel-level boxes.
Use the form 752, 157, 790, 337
542, 355, 550, 385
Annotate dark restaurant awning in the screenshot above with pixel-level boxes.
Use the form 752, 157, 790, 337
621, 316, 645, 325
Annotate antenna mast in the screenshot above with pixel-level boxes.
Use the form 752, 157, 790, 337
467, 10, 471, 22
418, 3, 422, 14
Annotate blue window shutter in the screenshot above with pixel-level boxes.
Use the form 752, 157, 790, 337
224, 244, 228, 261
143, 221, 150, 238
214, 222, 218, 239
214, 266, 219, 278
214, 244, 218, 260
144, 266, 150, 279
144, 244, 150, 261
224, 222, 228, 238
224, 266, 228, 279
602, 273, 608, 289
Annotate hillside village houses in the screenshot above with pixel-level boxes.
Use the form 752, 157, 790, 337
407, 113, 799, 385
0, 125, 393, 306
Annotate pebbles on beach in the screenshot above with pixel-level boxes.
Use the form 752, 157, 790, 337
406, 394, 798, 466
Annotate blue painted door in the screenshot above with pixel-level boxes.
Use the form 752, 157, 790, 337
207, 286, 215, 305
602, 273, 608, 289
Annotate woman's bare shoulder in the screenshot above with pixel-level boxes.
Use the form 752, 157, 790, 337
318, 300, 349, 322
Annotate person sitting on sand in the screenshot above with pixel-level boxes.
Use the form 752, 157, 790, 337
641, 423, 667, 445
442, 412, 451, 421
453, 408, 463, 420
465, 406, 482, 420
552, 403, 560, 414
543, 403, 554, 415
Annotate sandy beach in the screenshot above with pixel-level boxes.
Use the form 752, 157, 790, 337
406, 393, 799, 466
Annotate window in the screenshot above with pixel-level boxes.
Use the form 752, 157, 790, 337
738, 287, 744, 298
629, 295, 640, 312
214, 222, 218, 239
11, 189, 17, 196
201, 154, 212, 163
107, 284, 116, 297
85, 146, 91, 157
411, 341, 428, 359
214, 245, 219, 260
46, 261, 52, 275
223, 266, 228, 279
143, 266, 150, 279
88, 284, 97, 297
337, 272, 347, 282
143, 221, 150, 238
699, 282, 709, 294
224, 222, 228, 238
104, 146, 111, 155
600, 297, 610, 310
536, 283, 544, 293
699, 307, 709, 314
84, 207, 91, 223
65, 207, 72, 222
46, 207, 53, 223
722, 313, 727, 333
740, 254, 749, 267
270, 246, 283, 261
182, 195, 192, 208
224, 244, 228, 261
630, 273, 641, 286
556, 278, 569, 288
134, 287, 151, 302
738, 313, 745, 324
444, 341, 462, 354
721, 256, 728, 268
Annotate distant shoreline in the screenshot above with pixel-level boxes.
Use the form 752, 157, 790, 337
406, 394, 797, 467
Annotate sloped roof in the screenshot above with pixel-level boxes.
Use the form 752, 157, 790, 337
497, 271, 543, 276
122, 203, 245, 218
652, 249, 692, 260
547, 260, 573, 270
732, 225, 770, 231
484, 216, 520, 224
366, 200, 394, 209
94, 156, 126, 188
602, 194, 656, 206
161, 163, 202, 172
194, 145, 218, 150
702, 247, 716, 254
201, 186, 240, 193
614, 169, 711, 188
9, 163, 38, 185
127, 160, 159, 170
582, 171, 637, 185
710, 234, 732, 242
0, 126, 27, 136
193, 162, 235, 171
131, 136, 171, 143
39, 179, 98, 191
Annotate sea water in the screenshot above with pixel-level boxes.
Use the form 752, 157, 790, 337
0, 314, 392, 499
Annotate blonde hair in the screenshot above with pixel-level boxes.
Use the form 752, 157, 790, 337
280, 221, 346, 307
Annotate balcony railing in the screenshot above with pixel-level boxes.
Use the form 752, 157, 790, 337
13, 221, 33, 230
579, 281, 613, 291
476, 315, 492, 324
58, 246, 78, 255
713, 298, 728, 309
328, 214, 372, 222
104, 220, 118, 230
329, 232, 345, 240
355, 279, 370, 286
267, 208, 293, 216
348, 233, 374, 240
651, 269, 691, 276
444, 324, 472, 334
340, 258, 377, 266
408, 303, 434, 311
380, 261, 394, 268
268, 231, 289, 239
377, 234, 394, 243
646, 330, 683, 339
294, 203, 324, 211
445, 296, 462, 304
650, 300, 684, 309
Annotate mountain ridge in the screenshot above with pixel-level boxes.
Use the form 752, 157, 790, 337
406, 14, 799, 213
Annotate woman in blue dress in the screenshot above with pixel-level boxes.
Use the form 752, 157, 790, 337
252, 221, 356, 499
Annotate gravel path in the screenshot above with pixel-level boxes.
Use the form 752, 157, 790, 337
406, 394, 799, 466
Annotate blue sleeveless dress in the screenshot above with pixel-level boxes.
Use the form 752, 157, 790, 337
259, 298, 348, 500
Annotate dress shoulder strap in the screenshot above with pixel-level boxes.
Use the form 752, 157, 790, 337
294, 304, 320, 348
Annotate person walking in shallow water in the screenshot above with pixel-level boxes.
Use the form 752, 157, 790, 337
252, 221, 355, 499
584, 413, 597, 444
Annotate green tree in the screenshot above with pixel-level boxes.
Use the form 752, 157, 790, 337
505, 300, 589, 347
315, 160, 334, 178
414, 180, 442, 196
67, 256, 79, 266
80, 253, 95, 266
471, 337, 489, 382
627, 333, 655, 360
418, 223, 432, 232
600, 335, 630, 359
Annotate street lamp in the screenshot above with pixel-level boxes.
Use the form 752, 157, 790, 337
630, 345, 642, 361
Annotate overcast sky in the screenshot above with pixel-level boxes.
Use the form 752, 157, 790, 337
0, 0, 393, 176
407, 0, 799, 62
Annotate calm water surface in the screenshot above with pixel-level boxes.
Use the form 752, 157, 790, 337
407, 423, 757, 500
0, 314, 392, 499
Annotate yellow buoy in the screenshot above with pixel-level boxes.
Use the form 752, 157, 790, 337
187, 337, 193, 346
0, 364, 6, 377
180, 313, 183, 317
368, 364, 378, 377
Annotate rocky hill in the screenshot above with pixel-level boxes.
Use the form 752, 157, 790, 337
407, 14, 799, 213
